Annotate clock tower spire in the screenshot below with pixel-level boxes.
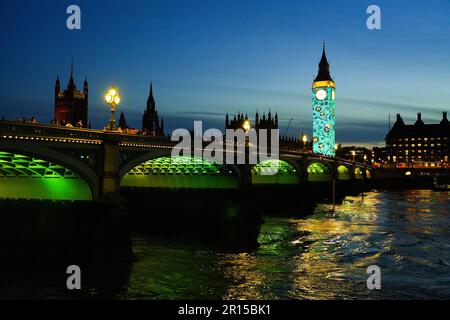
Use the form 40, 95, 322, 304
312, 43, 336, 156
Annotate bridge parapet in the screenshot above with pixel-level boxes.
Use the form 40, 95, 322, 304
0, 120, 176, 145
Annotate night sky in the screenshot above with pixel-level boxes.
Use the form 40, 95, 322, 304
1, 0, 449, 145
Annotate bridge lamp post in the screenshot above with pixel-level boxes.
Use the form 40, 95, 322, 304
351, 150, 356, 162
243, 120, 251, 133
105, 86, 121, 131
242, 120, 251, 148
302, 134, 308, 152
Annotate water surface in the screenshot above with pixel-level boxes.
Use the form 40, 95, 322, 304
1, 190, 449, 299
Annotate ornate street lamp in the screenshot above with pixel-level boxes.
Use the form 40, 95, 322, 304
302, 134, 308, 152
243, 119, 251, 133
105, 86, 121, 131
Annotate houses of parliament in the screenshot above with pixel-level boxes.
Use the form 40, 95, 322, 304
54, 62, 88, 128
53, 63, 164, 136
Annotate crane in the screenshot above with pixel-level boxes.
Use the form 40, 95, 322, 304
285, 118, 293, 137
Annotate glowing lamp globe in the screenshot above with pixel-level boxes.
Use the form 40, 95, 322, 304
243, 120, 251, 132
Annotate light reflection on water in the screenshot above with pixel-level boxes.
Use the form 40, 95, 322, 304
0, 190, 449, 300
119, 190, 450, 300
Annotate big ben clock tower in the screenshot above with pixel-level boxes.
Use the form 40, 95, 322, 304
312, 43, 336, 156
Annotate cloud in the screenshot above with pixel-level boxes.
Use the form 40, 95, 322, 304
340, 96, 447, 115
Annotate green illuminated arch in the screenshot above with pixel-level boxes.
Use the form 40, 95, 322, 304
337, 165, 351, 180
0, 151, 92, 200
307, 162, 332, 182
121, 156, 238, 189
354, 167, 364, 179
252, 159, 299, 184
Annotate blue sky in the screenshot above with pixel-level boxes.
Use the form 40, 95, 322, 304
0, 0, 449, 145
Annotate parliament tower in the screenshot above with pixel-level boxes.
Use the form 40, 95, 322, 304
312, 44, 336, 156
142, 82, 164, 136
54, 60, 88, 127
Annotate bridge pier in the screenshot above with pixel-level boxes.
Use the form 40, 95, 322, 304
95, 136, 134, 261
101, 137, 121, 197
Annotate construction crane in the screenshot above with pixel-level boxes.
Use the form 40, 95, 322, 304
285, 118, 293, 137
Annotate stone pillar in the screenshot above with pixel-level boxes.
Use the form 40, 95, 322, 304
97, 134, 134, 261
101, 139, 120, 196
299, 158, 309, 185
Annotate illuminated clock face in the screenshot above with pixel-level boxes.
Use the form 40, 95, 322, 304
332, 90, 335, 101
315, 89, 327, 100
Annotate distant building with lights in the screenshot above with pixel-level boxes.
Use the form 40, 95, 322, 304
386, 112, 449, 167
54, 62, 88, 127
142, 82, 164, 136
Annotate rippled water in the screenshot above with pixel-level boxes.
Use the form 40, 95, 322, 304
1, 190, 449, 299
121, 189, 450, 300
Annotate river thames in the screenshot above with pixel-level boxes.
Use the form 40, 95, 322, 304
0, 189, 449, 299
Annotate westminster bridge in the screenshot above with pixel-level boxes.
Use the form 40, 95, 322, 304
0, 120, 373, 201
0, 120, 375, 261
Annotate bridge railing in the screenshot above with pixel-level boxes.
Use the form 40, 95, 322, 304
0, 120, 373, 169
0, 120, 175, 146
0, 120, 104, 141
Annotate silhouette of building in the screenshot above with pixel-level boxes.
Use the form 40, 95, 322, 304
225, 111, 278, 131
386, 112, 449, 167
312, 43, 336, 156
118, 111, 128, 130
142, 82, 164, 136
54, 60, 88, 127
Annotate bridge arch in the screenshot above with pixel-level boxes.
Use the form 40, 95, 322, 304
337, 165, 351, 180
307, 161, 332, 182
354, 167, 364, 179
252, 159, 300, 184
0, 150, 94, 200
120, 156, 239, 189
118, 148, 172, 179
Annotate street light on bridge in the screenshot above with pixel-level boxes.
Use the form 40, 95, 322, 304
301, 134, 308, 152
105, 86, 121, 131
243, 119, 251, 133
